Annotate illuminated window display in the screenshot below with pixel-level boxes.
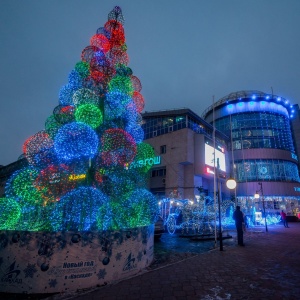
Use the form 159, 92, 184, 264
235, 159, 300, 182
215, 112, 294, 152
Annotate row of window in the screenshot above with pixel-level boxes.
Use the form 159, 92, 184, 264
142, 114, 218, 141
215, 112, 294, 152
151, 168, 166, 177
235, 159, 300, 182
232, 138, 293, 150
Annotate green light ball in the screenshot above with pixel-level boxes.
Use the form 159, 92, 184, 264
75, 104, 103, 129
0, 198, 21, 230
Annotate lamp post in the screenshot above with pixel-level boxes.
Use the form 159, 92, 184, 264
215, 158, 224, 251
254, 182, 268, 232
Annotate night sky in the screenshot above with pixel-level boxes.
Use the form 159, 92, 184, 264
1, 0, 300, 166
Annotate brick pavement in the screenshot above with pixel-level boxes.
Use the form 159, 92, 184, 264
52, 222, 300, 300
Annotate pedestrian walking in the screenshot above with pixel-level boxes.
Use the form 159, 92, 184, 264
280, 210, 289, 228
233, 205, 245, 246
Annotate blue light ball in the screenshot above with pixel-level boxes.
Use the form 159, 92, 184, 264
54, 122, 99, 161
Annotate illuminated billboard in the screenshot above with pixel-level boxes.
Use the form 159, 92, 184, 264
205, 144, 226, 172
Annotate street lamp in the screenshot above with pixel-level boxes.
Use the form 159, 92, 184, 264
226, 178, 237, 190
216, 158, 224, 251
254, 182, 268, 232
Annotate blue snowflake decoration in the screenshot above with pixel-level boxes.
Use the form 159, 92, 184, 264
54, 122, 99, 161
49, 278, 58, 288
97, 268, 107, 280
23, 263, 37, 278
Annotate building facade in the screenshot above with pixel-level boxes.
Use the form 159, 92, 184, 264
202, 90, 300, 216
142, 108, 231, 201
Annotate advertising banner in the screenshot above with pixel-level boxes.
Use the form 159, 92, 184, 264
0, 225, 154, 294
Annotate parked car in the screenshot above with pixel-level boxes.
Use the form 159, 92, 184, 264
154, 216, 165, 239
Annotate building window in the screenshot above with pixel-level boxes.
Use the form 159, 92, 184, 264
151, 168, 166, 177
235, 159, 300, 182
160, 145, 166, 154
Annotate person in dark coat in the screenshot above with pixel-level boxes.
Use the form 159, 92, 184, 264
233, 205, 245, 246
280, 210, 289, 228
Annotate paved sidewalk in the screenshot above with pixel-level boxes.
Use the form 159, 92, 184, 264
52, 223, 300, 300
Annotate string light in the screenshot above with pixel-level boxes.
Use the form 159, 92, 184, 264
75, 104, 103, 129
54, 122, 99, 161
0, 6, 158, 232
0, 198, 21, 230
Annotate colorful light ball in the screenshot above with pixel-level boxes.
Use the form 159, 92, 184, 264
104, 20, 125, 47
23, 131, 54, 167
45, 115, 62, 139
132, 91, 145, 113
81, 45, 100, 63
90, 34, 111, 53
68, 70, 83, 90
90, 57, 115, 79
0, 198, 21, 230
5, 167, 44, 206
125, 123, 144, 144
90, 70, 106, 84
50, 187, 109, 231
101, 128, 136, 167
102, 173, 135, 200
93, 50, 107, 65
123, 101, 140, 126
131, 143, 155, 173
104, 103, 124, 121
54, 122, 99, 161
72, 88, 100, 107
75, 104, 103, 129
130, 75, 142, 92
104, 91, 132, 121
110, 50, 129, 66
96, 27, 111, 39
106, 90, 132, 107
53, 105, 75, 124
75, 61, 90, 78
97, 203, 113, 230
59, 84, 76, 106
17, 204, 49, 231
35, 164, 76, 204
115, 64, 132, 77
127, 188, 158, 227
108, 75, 134, 95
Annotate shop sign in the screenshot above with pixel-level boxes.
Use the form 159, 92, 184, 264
129, 156, 161, 169
69, 174, 86, 181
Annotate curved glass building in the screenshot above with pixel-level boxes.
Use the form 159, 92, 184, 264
203, 90, 300, 216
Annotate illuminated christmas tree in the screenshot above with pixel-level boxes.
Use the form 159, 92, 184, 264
0, 6, 157, 232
